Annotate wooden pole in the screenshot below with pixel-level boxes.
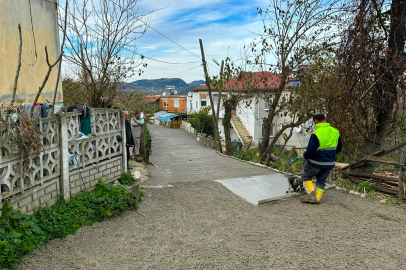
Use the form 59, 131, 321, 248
199, 39, 223, 153
398, 147, 406, 200
216, 60, 224, 124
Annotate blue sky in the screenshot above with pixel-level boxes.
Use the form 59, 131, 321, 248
133, 0, 269, 83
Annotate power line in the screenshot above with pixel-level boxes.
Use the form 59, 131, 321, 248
145, 64, 203, 76
136, 18, 220, 70
57, 3, 201, 65
167, 64, 203, 78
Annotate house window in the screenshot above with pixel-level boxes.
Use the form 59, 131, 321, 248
190, 100, 192, 111
264, 95, 274, 111
163, 99, 168, 107
201, 100, 207, 106
174, 99, 180, 108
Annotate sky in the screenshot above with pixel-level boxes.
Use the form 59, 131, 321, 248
131, 0, 269, 84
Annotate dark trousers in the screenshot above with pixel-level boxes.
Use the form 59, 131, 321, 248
301, 161, 332, 190
126, 146, 131, 165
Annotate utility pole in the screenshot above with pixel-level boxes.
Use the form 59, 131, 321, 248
199, 39, 223, 153
216, 60, 224, 125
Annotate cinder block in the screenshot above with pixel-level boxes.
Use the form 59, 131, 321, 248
70, 173, 80, 181
18, 195, 33, 208
113, 160, 120, 166
70, 182, 76, 189
80, 170, 90, 177
35, 189, 46, 198
114, 171, 121, 177
46, 199, 57, 208
86, 174, 95, 182
110, 167, 118, 173
51, 191, 58, 199
99, 165, 107, 171
71, 186, 81, 196
94, 172, 103, 180
45, 183, 56, 194
102, 169, 111, 176
26, 202, 39, 212
39, 193, 52, 205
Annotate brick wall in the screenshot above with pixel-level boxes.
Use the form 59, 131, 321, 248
1, 178, 60, 215
69, 157, 123, 197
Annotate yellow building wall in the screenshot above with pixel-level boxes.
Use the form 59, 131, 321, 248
0, 0, 62, 105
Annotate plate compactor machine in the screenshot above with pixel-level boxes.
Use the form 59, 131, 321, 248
285, 156, 306, 194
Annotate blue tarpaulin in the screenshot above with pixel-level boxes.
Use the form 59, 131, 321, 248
154, 111, 178, 122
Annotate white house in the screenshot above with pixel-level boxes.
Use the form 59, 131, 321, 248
187, 71, 313, 149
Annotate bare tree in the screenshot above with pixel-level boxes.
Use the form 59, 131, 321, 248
63, 0, 153, 107
252, 0, 347, 162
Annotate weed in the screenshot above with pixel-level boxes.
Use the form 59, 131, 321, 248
355, 181, 374, 193
119, 172, 135, 184
0, 180, 137, 269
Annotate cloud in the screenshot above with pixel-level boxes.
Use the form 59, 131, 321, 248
129, 0, 269, 83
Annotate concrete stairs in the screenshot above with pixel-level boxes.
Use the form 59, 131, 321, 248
231, 116, 252, 147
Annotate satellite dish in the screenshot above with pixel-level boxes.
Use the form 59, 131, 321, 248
293, 125, 302, 133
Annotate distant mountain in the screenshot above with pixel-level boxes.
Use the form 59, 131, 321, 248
188, 80, 206, 87
123, 78, 204, 95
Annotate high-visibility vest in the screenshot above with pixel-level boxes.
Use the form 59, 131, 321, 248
308, 123, 340, 167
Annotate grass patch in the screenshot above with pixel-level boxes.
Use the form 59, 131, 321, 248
119, 172, 135, 184
0, 180, 137, 269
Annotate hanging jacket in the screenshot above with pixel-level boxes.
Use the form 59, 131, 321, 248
303, 123, 343, 169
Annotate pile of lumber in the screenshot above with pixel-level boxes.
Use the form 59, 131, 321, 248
342, 171, 401, 195
336, 142, 406, 198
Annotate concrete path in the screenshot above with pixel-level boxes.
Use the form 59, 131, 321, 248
147, 125, 276, 186
18, 125, 406, 269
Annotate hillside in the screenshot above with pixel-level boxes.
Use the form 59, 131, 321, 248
123, 78, 204, 95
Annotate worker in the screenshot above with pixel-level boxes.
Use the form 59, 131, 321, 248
301, 113, 343, 203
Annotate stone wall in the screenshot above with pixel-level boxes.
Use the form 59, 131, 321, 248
0, 108, 127, 214
180, 122, 219, 150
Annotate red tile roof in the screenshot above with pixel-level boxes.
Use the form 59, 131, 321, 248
192, 71, 294, 92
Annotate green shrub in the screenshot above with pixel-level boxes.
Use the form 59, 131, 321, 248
356, 181, 374, 193
0, 180, 137, 269
120, 172, 135, 184
189, 107, 215, 137
234, 149, 258, 162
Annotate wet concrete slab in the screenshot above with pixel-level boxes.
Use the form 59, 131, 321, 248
216, 174, 289, 205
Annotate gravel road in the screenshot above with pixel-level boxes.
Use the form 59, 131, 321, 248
18, 181, 406, 270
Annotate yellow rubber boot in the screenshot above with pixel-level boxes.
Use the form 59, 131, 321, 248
303, 181, 314, 194
315, 188, 324, 202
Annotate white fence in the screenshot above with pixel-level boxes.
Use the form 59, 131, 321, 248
0, 108, 127, 214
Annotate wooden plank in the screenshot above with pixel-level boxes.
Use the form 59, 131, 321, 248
341, 159, 367, 170
348, 176, 398, 195
376, 141, 406, 157
365, 155, 403, 165
335, 162, 349, 169
348, 172, 399, 183
398, 147, 406, 200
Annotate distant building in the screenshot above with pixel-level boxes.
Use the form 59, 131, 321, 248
159, 95, 187, 112
147, 85, 187, 112
187, 71, 311, 148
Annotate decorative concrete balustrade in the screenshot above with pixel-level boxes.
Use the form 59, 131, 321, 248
0, 109, 127, 214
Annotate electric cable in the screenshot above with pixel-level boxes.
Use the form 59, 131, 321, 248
57, 3, 202, 65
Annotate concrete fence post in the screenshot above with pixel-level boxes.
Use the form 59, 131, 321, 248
59, 113, 70, 200
122, 110, 127, 173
